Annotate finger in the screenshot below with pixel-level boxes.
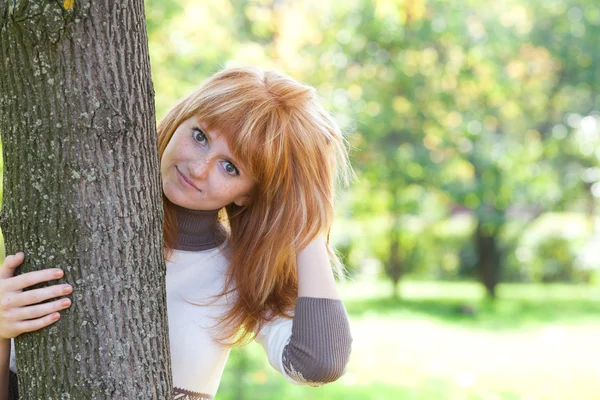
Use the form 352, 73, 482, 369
15, 312, 61, 334
9, 298, 71, 321
2, 284, 72, 309
3, 268, 64, 292
0, 253, 25, 279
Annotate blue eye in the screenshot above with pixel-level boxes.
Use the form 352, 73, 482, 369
192, 128, 207, 144
222, 161, 239, 176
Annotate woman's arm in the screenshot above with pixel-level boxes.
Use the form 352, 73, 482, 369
297, 236, 341, 299
256, 236, 352, 386
285, 237, 351, 384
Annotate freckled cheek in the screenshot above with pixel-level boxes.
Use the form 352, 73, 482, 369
215, 181, 233, 192
168, 137, 189, 160
213, 181, 240, 200
173, 148, 187, 162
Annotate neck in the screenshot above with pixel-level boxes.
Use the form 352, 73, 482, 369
173, 203, 224, 251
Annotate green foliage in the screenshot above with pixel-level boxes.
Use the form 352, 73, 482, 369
143, 0, 600, 291
504, 213, 596, 283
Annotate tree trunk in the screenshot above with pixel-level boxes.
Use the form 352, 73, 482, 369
386, 238, 402, 299
474, 222, 500, 299
0, 1, 172, 398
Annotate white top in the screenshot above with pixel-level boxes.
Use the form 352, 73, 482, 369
167, 244, 300, 396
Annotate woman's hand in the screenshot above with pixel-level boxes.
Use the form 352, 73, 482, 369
0, 252, 72, 340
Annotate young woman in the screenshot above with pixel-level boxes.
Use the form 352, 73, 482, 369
0, 66, 353, 400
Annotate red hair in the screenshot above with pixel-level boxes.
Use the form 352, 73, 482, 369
157, 66, 350, 345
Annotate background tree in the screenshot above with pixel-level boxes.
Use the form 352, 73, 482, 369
0, 1, 172, 398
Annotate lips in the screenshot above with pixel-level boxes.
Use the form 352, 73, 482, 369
176, 167, 200, 191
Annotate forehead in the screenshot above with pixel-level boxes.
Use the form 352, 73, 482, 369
193, 117, 232, 145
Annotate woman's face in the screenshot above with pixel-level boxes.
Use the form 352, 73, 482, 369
160, 116, 255, 211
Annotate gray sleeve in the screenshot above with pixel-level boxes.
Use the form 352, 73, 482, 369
9, 338, 16, 373
8, 339, 18, 400
281, 297, 352, 386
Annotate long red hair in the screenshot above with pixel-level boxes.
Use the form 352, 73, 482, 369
157, 66, 350, 345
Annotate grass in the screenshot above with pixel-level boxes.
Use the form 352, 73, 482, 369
217, 279, 600, 400
342, 279, 600, 330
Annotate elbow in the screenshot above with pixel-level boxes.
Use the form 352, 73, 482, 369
303, 356, 350, 384
283, 336, 352, 386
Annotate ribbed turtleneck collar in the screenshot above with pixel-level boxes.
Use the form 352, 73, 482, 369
173, 204, 224, 251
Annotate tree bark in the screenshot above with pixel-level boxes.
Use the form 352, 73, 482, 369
0, 1, 172, 398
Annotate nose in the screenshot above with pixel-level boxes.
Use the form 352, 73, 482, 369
188, 157, 210, 180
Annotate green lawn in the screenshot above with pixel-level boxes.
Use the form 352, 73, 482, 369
218, 279, 600, 400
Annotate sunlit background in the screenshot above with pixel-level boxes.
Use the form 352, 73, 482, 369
3, 0, 600, 399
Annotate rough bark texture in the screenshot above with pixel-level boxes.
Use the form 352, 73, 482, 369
0, 1, 173, 398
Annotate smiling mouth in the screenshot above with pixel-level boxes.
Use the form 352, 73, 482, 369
176, 167, 200, 191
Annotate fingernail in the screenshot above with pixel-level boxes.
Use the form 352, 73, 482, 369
54, 269, 64, 278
